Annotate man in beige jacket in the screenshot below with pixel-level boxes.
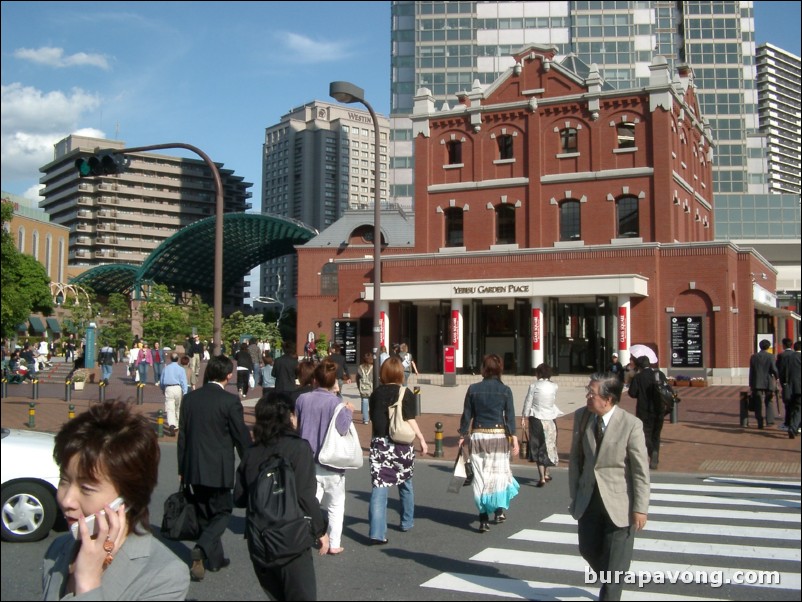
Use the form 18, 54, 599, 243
569, 372, 650, 601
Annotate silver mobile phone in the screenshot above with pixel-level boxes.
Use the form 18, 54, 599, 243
70, 496, 125, 540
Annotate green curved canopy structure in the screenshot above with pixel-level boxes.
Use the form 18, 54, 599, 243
71, 264, 140, 296
70, 213, 317, 298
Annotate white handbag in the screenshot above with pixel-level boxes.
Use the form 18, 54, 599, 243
318, 403, 363, 470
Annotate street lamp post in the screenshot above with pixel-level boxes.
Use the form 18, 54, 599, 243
329, 81, 382, 390
109, 143, 224, 356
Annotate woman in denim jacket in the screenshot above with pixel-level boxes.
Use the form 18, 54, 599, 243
459, 354, 520, 533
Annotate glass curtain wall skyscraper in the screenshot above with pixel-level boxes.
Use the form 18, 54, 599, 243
390, 1, 760, 205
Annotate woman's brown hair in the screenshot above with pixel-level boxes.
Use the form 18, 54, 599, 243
380, 356, 404, 385
313, 359, 338, 389
481, 354, 504, 379
53, 401, 159, 535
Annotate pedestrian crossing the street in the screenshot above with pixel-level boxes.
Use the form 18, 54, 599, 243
421, 477, 801, 601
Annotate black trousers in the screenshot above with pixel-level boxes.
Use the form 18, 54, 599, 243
578, 487, 635, 601
638, 411, 664, 464
752, 389, 777, 428
189, 485, 233, 568
254, 549, 317, 601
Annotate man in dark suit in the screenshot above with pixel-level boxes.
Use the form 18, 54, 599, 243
776, 338, 795, 433
627, 356, 667, 469
748, 339, 780, 429
779, 341, 801, 439
272, 340, 299, 393
569, 372, 650, 601
178, 354, 251, 582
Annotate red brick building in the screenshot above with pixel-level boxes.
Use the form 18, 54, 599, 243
296, 45, 778, 379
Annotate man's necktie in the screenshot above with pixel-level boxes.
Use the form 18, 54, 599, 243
595, 416, 604, 447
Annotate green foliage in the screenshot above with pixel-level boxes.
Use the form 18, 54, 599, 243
222, 311, 282, 352
101, 293, 133, 346
315, 333, 328, 356
1, 201, 54, 337
186, 294, 214, 342
61, 288, 97, 338
141, 284, 188, 347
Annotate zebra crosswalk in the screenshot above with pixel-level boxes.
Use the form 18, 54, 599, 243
421, 476, 801, 600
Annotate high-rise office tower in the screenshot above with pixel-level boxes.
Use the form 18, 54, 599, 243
260, 101, 390, 308
756, 43, 801, 195
390, 2, 800, 330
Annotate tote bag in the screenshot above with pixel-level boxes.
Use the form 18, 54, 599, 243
318, 403, 363, 469
389, 386, 416, 445
161, 486, 200, 541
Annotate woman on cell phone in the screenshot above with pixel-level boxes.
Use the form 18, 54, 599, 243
43, 401, 189, 600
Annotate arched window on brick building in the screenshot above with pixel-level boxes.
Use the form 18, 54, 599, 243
495, 204, 516, 244
616, 195, 639, 238
444, 207, 464, 247
559, 200, 581, 241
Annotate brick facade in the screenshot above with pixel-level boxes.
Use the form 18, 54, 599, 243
296, 46, 775, 377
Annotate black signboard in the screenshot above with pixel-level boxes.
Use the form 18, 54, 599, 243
333, 320, 358, 365
670, 316, 703, 368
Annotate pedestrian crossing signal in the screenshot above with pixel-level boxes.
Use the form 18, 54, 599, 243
75, 151, 129, 177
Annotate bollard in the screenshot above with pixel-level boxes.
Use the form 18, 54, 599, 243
65, 379, 72, 403
1, 377, 7, 399
136, 383, 145, 406
68, 404, 75, 420
157, 409, 164, 438
413, 386, 421, 417
434, 421, 444, 457
739, 390, 751, 427
32, 378, 39, 400
670, 394, 680, 424
28, 402, 36, 428
99, 380, 106, 404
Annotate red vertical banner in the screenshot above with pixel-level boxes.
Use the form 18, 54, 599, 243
451, 310, 460, 349
618, 307, 628, 351
380, 311, 386, 348
531, 308, 541, 351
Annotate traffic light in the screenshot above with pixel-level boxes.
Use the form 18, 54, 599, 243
75, 151, 129, 177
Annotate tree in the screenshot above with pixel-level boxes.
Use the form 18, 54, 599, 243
140, 284, 188, 347
185, 294, 214, 343
1, 201, 53, 337
61, 288, 97, 339
101, 293, 133, 346
222, 311, 281, 352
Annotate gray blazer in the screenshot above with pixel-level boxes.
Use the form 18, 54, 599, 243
42, 531, 189, 601
568, 406, 650, 528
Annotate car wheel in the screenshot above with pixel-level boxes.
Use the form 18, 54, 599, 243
1, 482, 57, 542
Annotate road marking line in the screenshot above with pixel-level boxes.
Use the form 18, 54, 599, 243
510, 529, 801, 561
541, 513, 800, 540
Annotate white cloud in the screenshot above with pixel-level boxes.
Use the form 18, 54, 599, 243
1, 83, 104, 184
23, 183, 45, 203
13, 46, 111, 70
278, 32, 353, 63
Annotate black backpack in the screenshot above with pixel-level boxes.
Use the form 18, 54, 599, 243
245, 454, 314, 568
653, 371, 677, 416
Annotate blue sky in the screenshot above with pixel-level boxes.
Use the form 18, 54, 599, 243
1, 1, 800, 202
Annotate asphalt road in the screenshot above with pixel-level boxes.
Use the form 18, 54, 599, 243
2, 441, 799, 601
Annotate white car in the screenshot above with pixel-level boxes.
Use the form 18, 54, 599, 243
1, 428, 61, 542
